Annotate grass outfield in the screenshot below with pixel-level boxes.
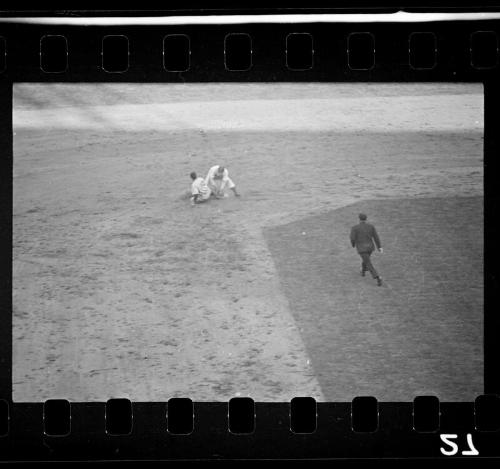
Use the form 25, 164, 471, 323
264, 196, 483, 401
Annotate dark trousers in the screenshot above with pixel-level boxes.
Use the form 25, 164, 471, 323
360, 252, 379, 279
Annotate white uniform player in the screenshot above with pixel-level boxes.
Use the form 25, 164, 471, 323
190, 172, 211, 205
205, 165, 240, 198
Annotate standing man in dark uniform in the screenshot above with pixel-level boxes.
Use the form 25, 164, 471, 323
350, 213, 383, 286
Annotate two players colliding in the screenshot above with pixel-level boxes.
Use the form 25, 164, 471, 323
189, 165, 240, 206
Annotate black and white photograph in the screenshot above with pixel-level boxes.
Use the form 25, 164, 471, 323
12, 82, 483, 402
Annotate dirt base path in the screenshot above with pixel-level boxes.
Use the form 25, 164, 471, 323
12, 84, 483, 401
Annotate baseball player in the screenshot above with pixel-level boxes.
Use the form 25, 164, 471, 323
189, 171, 212, 205
205, 165, 240, 198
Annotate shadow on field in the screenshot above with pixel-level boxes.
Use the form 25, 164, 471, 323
263, 196, 483, 401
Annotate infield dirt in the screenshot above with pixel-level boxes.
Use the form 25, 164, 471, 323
12, 83, 483, 401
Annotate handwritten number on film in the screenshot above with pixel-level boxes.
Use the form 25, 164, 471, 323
440, 434, 479, 456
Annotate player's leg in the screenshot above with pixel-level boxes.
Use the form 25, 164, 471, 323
361, 252, 379, 280
206, 179, 220, 197
206, 179, 217, 194
213, 180, 225, 198
360, 257, 366, 276
194, 187, 212, 204
366, 253, 382, 285
359, 253, 370, 277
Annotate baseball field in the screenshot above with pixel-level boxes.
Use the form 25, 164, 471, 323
12, 83, 483, 402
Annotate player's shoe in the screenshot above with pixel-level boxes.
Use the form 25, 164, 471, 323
376, 277, 382, 286
360, 269, 365, 277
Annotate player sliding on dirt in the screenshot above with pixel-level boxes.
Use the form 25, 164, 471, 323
205, 165, 240, 198
189, 171, 212, 206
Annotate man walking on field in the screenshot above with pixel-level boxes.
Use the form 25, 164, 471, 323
205, 165, 240, 198
350, 213, 383, 286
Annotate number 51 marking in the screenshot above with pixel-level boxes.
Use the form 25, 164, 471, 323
440, 434, 479, 456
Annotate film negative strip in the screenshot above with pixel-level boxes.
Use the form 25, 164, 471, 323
0, 7, 499, 463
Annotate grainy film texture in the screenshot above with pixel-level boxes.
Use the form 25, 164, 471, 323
12, 83, 483, 402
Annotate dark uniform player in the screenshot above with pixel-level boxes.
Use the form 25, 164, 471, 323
350, 213, 383, 286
